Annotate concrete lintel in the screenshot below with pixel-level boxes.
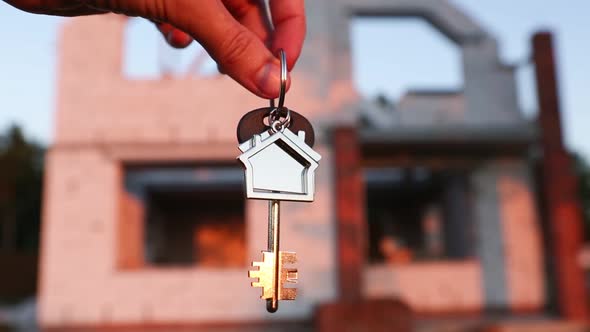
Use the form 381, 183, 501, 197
339, 0, 488, 44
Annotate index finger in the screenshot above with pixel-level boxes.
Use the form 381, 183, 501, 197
269, 0, 306, 70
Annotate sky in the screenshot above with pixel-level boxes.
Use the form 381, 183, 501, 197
0, 0, 588, 160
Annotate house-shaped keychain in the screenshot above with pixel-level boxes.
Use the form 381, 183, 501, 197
238, 128, 321, 202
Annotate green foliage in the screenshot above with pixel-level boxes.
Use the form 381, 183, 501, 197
375, 93, 394, 109
0, 125, 45, 253
573, 153, 590, 238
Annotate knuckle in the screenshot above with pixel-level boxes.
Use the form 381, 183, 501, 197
84, 0, 169, 20
219, 28, 253, 67
150, 0, 169, 21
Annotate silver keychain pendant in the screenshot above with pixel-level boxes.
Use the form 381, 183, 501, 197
238, 127, 321, 202
238, 50, 321, 312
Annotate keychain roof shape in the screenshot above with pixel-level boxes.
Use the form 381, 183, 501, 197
238, 129, 321, 202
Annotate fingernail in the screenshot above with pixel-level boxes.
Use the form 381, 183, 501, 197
255, 62, 281, 98
165, 31, 174, 44
166, 30, 192, 49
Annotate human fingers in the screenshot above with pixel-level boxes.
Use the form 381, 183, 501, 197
4, 0, 106, 15
222, 0, 272, 45
154, 22, 193, 49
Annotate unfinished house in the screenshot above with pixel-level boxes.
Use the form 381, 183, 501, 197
39, 0, 587, 331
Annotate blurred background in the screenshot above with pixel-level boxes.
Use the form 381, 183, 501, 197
0, 0, 589, 331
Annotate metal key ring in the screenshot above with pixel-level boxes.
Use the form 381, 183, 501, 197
269, 49, 288, 110
269, 107, 291, 125
269, 107, 291, 132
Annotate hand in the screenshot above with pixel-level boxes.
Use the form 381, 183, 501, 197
5, 0, 306, 98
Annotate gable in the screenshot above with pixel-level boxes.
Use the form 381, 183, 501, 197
247, 142, 310, 194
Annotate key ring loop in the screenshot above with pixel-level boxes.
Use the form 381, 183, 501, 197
269, 107, 291, 133
269, 49, 287, 110
271, 120, 284, 133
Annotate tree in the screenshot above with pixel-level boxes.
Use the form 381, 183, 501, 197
572, 153, 590, 240
0, 125, 44, 253
374, 93, 395, 109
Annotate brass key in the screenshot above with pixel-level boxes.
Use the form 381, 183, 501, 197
248, 200, 298, 312
239, 50, 320, 313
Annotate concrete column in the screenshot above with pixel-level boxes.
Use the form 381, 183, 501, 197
472, 166, 508, 309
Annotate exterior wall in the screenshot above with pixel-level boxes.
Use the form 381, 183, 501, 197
395, 93, 467, 126
364, 261, 484, 312
363, 160, 545, 313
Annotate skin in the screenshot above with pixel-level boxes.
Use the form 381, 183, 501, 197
4, 0, 306, 98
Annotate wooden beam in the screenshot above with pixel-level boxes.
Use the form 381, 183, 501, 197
334, 127, 366, 301
533, 31, 589, 320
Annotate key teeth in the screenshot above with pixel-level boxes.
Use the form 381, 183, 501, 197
284, 268, 298, 283
249, 252, 299, 303
249, 264, 264, 290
